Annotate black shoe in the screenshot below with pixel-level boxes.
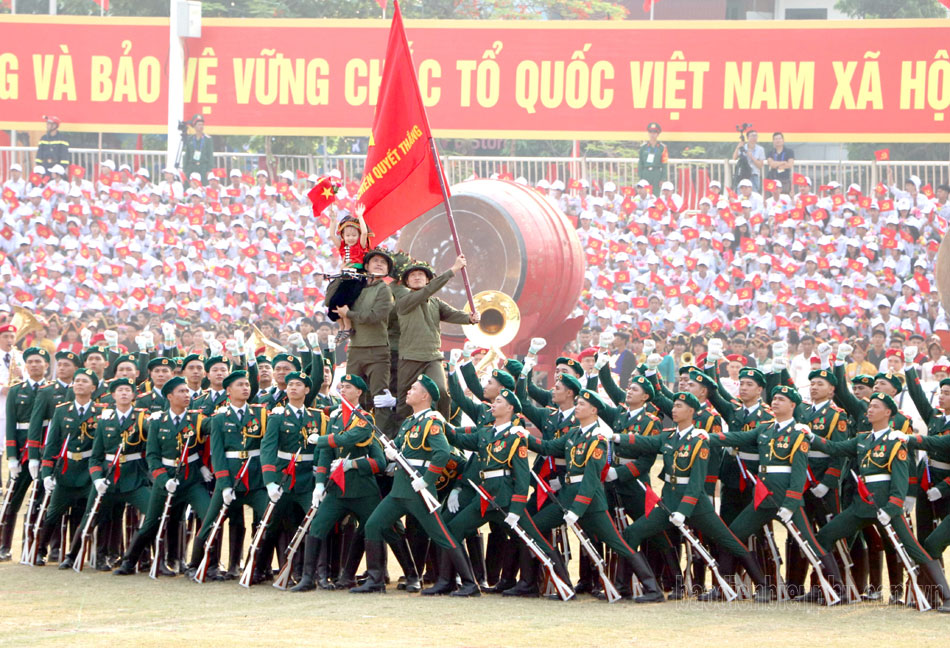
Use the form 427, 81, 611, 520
158, 562, 177, 577
402, 576, 421, 593
450, 583, 481, 597
95, 557, 112, 572
324, 577, 343, 590
350, 580, 386, 593
697, 587, 729, 602
667, 587, 686, 601
862, 586, 882, 601
796, 587, 825, 604
502, 580, 539, 597
0, 547, 11, 562
573, 580, 594, 594
421, 580, 456, 596
113, 560, 136, 576
291, 575, 316, 592
484, 578, 516, 594
58, 556, 74, 570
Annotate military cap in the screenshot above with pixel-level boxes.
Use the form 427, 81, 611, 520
273, 353, 302, 371
23, 347, 50, 363
56, 350, 81, 366
504, 359, 524, 380
556, 356, 584, 378
112, 353, 136, 370
401, 260, 435, 285
874, 372, 903, 394
558, 373, 583, 395
222, 370, 248, 390
285, 371, 312, 390
417, 374, 440, 403
362, 247, 394, 275
73, 368, 99, 388
499, 388, 522, 413
678, 364, 698, 376
738, 367, 766, 387
673, 391, 702, 411
341, 374, 367, 391
869, 391, 898, 414
687, 369, 715, 391
647, 121, 662, 133
808, 369, 837, 387
770, 384, 802, 406
490, 369, 515, 391
204, 355, 229, 372
851, 374, 875, 389
147, 356, 177, 371
82, 345, 108, 361
162, 376, 187, 398
181, 353, 205, 370
629, 375, 655, 400
109, 377, 135, 394
256, 354, 273, 366
940, 377, 950, 390
580, 389, 607, 414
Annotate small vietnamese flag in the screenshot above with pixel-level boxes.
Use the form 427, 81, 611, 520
874, 148, 891, 162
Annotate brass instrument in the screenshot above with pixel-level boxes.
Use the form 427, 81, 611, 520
462, 291, 521, 376
10, 306, 45, 345
248, 324, 288, 359
681, 351, 694, 366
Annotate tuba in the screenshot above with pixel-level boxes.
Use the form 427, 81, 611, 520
462, 291, 521, 377
10, 306, 45, 345
681, 351, 694, 366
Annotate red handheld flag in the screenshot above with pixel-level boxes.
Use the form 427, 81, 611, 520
855, 474, 873, 504
874, 148, 891, 162
753, 476, 771, 510
643, 482, 661, 518
330, 458, 347, 495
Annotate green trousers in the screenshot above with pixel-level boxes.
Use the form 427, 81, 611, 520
364, 493, 458, 550
137, 478, 211, 543
309, 492, 398, 544
196, 486, 268, 545
75, 486, 151, 539
817, 505, 932, 565
531, 497, 637, 563
623, 495, 751, 559
730, 502, 825, 556
447, 498, 561, 564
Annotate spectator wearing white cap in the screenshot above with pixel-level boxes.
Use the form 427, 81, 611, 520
736, 178, 764, 213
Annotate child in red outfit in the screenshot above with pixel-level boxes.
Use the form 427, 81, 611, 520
326, 204, 371, 342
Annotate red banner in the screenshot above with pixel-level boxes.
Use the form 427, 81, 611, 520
1, 16, 948, 141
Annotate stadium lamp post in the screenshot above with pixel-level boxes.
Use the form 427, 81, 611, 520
167, 0, 202, 171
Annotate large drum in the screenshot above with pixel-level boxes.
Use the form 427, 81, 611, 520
396, 179, 586, 353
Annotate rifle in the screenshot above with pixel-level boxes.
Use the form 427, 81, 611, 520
612, 506, 644, 597
761, 524, 790, 602
530, 468, 621, 603
150, 440, 191, 579
24, 433, 71, 565
273, 496, 322, 590
635, 480, 738, 601
468, 478, 574, 601
809, 466, 860, 601
18, 480, 39, 565
352, 410, 441, 513
0, 470, 17, 538
239, 448, 302, 588
193, 456, 252, 583
74, 440, 125, 572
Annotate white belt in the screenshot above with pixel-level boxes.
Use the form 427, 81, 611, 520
225, 449, 261, 460
162, 454, 200, 467
929, 459, 950, 471
864, 474, 890, 483
738, 452, 758, 461
553, 458, 566, 466
278, 451, 313, 462
43, 419, 49, 427
664, 475, 690, 485
480, 469, 510, 480
67, 450, 93, 461
106, 452, 142, 463
807, 451, 829, 458
406, 458, 430, 468
759, 466, 791, 474
15, 422, 29, 430
565, 474, 585, 484
617, 457, 633, 465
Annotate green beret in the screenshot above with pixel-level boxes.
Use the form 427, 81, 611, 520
869, 391, 898, 414
109, 377, 135, 393
255, 354, 272, 366
490, 369, 515, 391
162, 375, 187, 398
874, 372, 903, 394
941, 378, 950, 390
112, 353, 136, 370
770, 384, 802, 406
504, 359, 523, 380
82, 345, 108, 362
687, 369, 715, 391
181, 353, 205, 370
273, 353, 302, 371
556, 356, 584, 378
285, 371, 312, 390
579, 389, 607, 414
673, 391, 702, 411
341, 374, 367, 391
222, 370, 248, 390
808, 369, 837, 387
738, 367, 766, 388
558, 373, 583, 395
629, 375, 655, 400
73, 368, 99, 388
678, 364, 697, 376
23, 347, 50, 363
147, 356, 177, 371
204, 355, 229, 372
55, 350, 80, 366
499, 388, 521, 413
417, 374, 440, 403
851, 374, 875, 389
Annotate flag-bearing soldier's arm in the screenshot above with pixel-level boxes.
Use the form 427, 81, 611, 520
832, 362, 865, 421
597, 362, 626, 408
259, 412, 282, 485
351, 437, 387, 477
643, 370, 674, 417
514, 374, 548, 427
677, 437, 711, 518
447, 370, 484, 423
526, 368, 554, 408
710, 425, 760, 449
905, 366, 935, 422
144, 415, 170, 487
523, 428, 571, 458
210, 414, 234, 488
443, 424, 482, 451
312, 413, 373, 450
459, 361, 486, 403
39, 406, 66, 479
569, 438, 609, 519
26, 387, 53, 461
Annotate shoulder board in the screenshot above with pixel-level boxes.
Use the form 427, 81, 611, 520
662, 427, 676, 434
213, 406, 226, 415
693, 430, 708, 440
647, 412, 660, 421
888, 431, 906, 442
271, 406, 285, 415
133, 407, 147, 412
250, 403, 264, 409
831, 404, 845, 413
55, 401, 70, 408
425, 411, 447, 423
149, 411, 163, 421
100, 409, 114, 419
40, 383, 57, 390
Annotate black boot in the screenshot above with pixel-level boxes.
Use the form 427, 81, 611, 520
349, 540, 386, 593
390, 536, 421, 593
290, 536, 320, 592
222, 524, 243, 581
739, 552, 771, 603
252, 536, 275, 585
697, 552, 735, 601
448, 544, 480, 597
466, 533, 489, 589
59, 531, 83, 569
629, 551, 665, 603
886, 550, 904, 604
865, 541, 883, 600
421, 548, 458, 596
334, 532, 363, 589
113, 530, 150, 575
850, 539, 868, 596
798, 553, 843, 604
922, 559, 950, 613
0, 506, 17, 560
503, 545, 539, 597
158, 521, 179, 577
574, 554, 594, 594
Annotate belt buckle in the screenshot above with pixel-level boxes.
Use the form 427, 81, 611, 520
478, 470, 486, 481
173, 458, 181, 467
238, 450, 248, 459
119, 455, 127, 464
70, 452, 82, 461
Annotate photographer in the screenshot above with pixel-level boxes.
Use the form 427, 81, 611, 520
766, 131, 795, 187
732, 126, 765, 192
183, 114, 214, 180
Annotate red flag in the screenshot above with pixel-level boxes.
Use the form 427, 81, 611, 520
874, 148, 891, 162
307, 176, 341, 217
376, 0, 387, 8
753, 476, 771, 510
855, 475, 873, 505
340, 398, 355, 429
330, 458, 346, 495
643, 482, 661, 517
354, 1, 447, 243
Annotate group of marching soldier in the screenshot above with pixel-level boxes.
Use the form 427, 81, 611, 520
1, 246, 949, 612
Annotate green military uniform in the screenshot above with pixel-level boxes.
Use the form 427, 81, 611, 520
525, 362, 595, 409
342, 278, 394, 408
903, 366, 950, 542
515, 373, 577, 499
638, 138, 668, 195
27, 380, 72, 462
261, 403, 326, 529
1, 376, 47, 555
907, 433, 950, 557
135, 387, 169, 414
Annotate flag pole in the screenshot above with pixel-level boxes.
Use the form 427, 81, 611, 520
429, 138, 476, 312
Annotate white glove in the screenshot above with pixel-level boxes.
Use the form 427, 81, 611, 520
307, 332, 320, 348
165, 478, 178, 494
836, 343, 853, 360
594, 353, 610, 371
817, 342, 832, 359
522, 356, 537, 374
904, 346, 918, 366
209, 339, 224, 356
548, 477, 561, 492
891, 432, 909, 443
876, 509, 891, 526
510, 425, 529, 439
233, 329, 245, 348
161, 322, 176, 345
384, 445, 398, 461
288, 332, 305, 350
504, 512, 520, 528
28, 459, 39, 480
563, 510, 579, 527
411, 475, 427, 493
266, 482, 282, 503
202, 331, 216, 346
605, 467, 618, 482
200, 466, 213, 483
7, 459, 20, 480
592, 425, 612, 442
104, 330, 119, 348
777, 507, 793, 523
772, 340, 788, 358
80, 328, 92, 347
599, 332, 614, 349
243, 339, 257, 361
771, 356, 788, 370
312, 483, 326, 508
326, 334, 336, 351
373, 389, 396, 408
642, 339, 656, 355
462, 340, 477, 360
225, 340, 240, 356
307, 433, 321, 444
528, 337, 547, 355
707, 341, 723, 363
134, 335, 147, 351
670, 511, 686, 527
222, 487, 235, 506
646, 353, 662, 370
810, 483, 829, 498
926, 487, 942, 502
94, 478, 108, 495
142, 330, 155, 351
43, 476, 56, 491
447, 488, 461, 513
448, 348, 463, 369
903, 496, 916, 514
759, 360, 772, 374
